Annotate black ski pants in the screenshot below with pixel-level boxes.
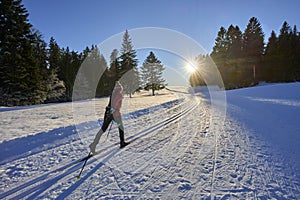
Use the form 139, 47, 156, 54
101, 107, 125, 143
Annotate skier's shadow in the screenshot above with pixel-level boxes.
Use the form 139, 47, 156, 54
5, 148, 119, 200
55, 148, 119, 199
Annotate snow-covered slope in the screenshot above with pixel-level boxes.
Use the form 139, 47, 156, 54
0, 85, 299, 199
226, 83, 300, 174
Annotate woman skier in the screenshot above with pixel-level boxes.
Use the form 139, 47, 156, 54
89, 81, 130, 154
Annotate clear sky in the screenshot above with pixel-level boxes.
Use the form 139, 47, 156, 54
22, 0, 300, 86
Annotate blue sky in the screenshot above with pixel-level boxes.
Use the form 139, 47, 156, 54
23, 0, 300, 86
23, 0, 300, 53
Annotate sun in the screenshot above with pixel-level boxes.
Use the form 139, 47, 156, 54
184, 62, 197, 74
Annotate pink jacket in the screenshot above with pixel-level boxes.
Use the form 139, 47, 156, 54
111, 82, 123, 116
112, 91, 122, 116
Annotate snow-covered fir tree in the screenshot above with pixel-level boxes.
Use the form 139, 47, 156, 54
45, 69, 66, 103
46, 37, 66, 102
141, 51, 166, 96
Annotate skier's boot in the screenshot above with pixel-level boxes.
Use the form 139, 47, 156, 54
89, 129, 104, 155
89, 142, 96, 155
119, 129, 130, 148
120, 141, 130, 148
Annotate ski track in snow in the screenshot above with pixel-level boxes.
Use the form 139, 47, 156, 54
0, 87, 300, 199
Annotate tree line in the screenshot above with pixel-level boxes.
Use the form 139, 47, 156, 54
1, 0, 166, 106
190, 17, 300, 89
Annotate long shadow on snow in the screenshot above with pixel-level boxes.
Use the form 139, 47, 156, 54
56, 148, 119, 199
0, 99, 182, 164
20, 149, 118, 200
0, 122, 93, 164
0, 147, 119, 199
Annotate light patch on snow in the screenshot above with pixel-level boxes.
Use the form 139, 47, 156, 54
246, 97, 300, 108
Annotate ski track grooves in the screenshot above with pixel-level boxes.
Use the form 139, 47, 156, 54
0, 96, 199, 199
0, 98, 185, 166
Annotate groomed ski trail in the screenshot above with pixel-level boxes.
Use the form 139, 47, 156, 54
0, 95, 199, 199
1, 89, 299, 199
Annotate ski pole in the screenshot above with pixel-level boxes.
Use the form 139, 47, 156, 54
105, 121, 113, 142
76, 152, 92, 179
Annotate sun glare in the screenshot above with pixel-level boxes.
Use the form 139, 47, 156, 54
185, 62, 197, 74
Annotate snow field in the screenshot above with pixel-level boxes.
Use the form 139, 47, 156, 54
0, 84, 300, 199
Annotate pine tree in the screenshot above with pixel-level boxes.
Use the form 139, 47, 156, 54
242, 17, 264, 84
292, 25, 300, 80
79, 45, 105, 99
82, 46, 91, 60
278, 21, 293, 81
263, 31, 279, 81
265, 31, 278, 56
262, 21, 300, 82
0, 0, 46, 106
96, 53, 109, 96
110, 49, 119, 73
48, 37, 61, 72
119, 30, 139, 97
278, 22, 300, 81
227, 25, 242, 61
107, 49, 119, 92
45, 37, 67, 102
243, 17, 264, 60
210, 25, 244, 88
140, 51, 166, 96
31, 29, 48, 100
211, 27, 228, 64
45, 70, 66, 103
59, 47, 72, 99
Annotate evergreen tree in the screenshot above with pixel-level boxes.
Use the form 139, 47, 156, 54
107, 49, 119, 92
45, 70, 66, 103
110, 49, 119, 70
226, 25, 243, 87
278, 22, 300, 81
45, 37, 67, 102
263, 31, 279, 81
206, 18, 300, 88
0, 0, 46, 106
31, 29, 48, 99
278, 22, 292, 61
58, 47, 84, 100
265, 31, 278, 56
119, 30, 139, 97
82, 46, 91, 60
242, 17, 264, 83
210, 25, 244, 88
292, 25, 300, 80
243, 17, 265, 60
140, 51, 166, 96
48, 37, 61, 72
211, 27, 228, 64
78, 45, 108, 98
227, 25, 242, 61
96, 53, 109, 96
